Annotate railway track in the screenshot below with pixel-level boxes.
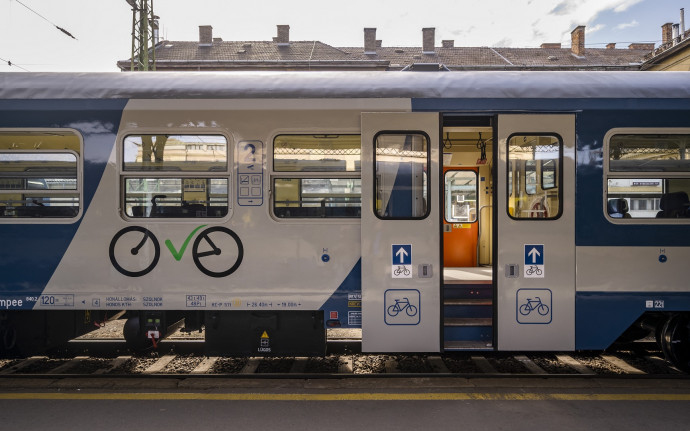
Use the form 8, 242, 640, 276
0, 341, 685, 378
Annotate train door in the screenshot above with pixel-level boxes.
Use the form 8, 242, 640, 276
496, 114, 575, 350
361, 112, 441, 352
443, 167, 479, 267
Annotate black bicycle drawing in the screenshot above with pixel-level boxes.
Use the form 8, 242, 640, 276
387, 297, 418, 317
393, 266, 411, 277
518, 296, 550, 316
109, 225, 243, 278
525, 265, 543, 276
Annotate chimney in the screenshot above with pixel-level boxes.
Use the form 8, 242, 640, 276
276, 25, 290, 45
662, 23, 673, 45
681, 8, 686, 35
364, 28, 377, 54
571, 26, 585, 57
422, 27, 435, 54
673, 23, 680, 44
199, 25, 213, 46
606, 43, 616, 49
442, 40, 454, 48
628, 43, 655, 51
540, 43, 561, 49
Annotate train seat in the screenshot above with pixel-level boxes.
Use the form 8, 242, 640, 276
607, 198, 631, 218
656, 191, 689, 218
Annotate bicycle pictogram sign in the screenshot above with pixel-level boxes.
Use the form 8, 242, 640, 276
109, 225, 244, 278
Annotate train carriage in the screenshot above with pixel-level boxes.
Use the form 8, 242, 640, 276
1, 71, 690, 370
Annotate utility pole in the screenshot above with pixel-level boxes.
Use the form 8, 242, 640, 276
126, 0, 158, 71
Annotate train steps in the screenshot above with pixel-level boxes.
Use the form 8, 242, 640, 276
443, 268, 493, 351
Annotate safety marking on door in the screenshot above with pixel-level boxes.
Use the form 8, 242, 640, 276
516, 288, 552, 324
524, 244, 544, 278
384, 289, 420, 326
392, 244, 412, 278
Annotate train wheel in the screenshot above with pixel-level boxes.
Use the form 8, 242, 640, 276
123, 316, 152, 352
659, 314, 690, 372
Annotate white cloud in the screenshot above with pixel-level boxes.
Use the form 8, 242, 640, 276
615, 20, 640, 30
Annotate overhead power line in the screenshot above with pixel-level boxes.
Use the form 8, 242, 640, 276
0, 56, 30, 72
14, 0, 77, 40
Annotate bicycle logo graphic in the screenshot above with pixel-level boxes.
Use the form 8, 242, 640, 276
109, 225, 243, 278
525, 265, 543, 276
393, 266, 411, 277
387, 297, 418, 317
518, 296, 550, 316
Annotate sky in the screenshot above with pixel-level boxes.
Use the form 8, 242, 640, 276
1, 0, 689, 72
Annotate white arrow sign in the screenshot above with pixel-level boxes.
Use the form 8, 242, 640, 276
395, 247, 409, 264
527, 247, 541, 264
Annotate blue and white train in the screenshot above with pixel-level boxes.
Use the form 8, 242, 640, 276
1, 71, 690, 369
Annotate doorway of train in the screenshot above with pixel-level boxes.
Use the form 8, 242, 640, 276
440, 114, 576, 352
440, 115, 496, 351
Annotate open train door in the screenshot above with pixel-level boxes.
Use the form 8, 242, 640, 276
361, 113, 441, 352
496, 114, 575, 351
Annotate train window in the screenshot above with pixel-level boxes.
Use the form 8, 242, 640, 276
123, 134, 227, 172
445, 170, 477, 223
0, 130, 81, 219
507, 134, 562, 220
273, 178, 361, 218
374, 132, 429, 219
273, 134, 360, 172
123, 178, 228, 218
609, 134, 690, 172
606, 132, 690, 221
541, 159, 557, 190
525, 160, 537, 195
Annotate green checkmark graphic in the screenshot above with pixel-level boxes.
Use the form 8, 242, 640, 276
165, 225, 207, 261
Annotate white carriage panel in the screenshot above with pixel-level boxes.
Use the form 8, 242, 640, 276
42, 99, 409, 311
577, 246, 690, 292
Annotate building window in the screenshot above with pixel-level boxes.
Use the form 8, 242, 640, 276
606, 132, 690, 220
0, 130, 81, 219
122, 134, 229, 218
272, 134, 361, 219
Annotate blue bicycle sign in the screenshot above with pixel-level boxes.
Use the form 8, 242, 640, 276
516, 288, 552, 324
519, 296, 550, 316
384, 289, 421, 325
387, 297, 418, 317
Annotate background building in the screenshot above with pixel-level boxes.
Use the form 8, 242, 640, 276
117, 24, 654, 72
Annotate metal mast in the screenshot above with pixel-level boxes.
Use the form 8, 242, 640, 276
126, 0, 158, 71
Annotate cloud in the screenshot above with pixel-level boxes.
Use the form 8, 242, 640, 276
615, 20, 639, 30
613, 0, 644, 13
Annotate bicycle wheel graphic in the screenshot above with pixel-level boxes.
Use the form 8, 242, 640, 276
109, 226, 160, 277
519, 303, 531, 316
537, 304, 550, 316
192, 226, 244, 277
405, 304, 418, 317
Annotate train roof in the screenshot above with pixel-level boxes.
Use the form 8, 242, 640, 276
1, 71, 689, 100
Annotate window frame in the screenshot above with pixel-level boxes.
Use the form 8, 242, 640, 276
604, 128, 690, 224
506, 132, 564, 221
269, 131, 362, 222
0, 128, 84, 223
444, 169, 478, 224
119, 130, 232, 221
373, 130, 431, 221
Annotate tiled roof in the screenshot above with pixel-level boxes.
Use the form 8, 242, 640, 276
117, 39, 651, 71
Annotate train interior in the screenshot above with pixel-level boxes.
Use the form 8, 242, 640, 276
441, 117, 495, 350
